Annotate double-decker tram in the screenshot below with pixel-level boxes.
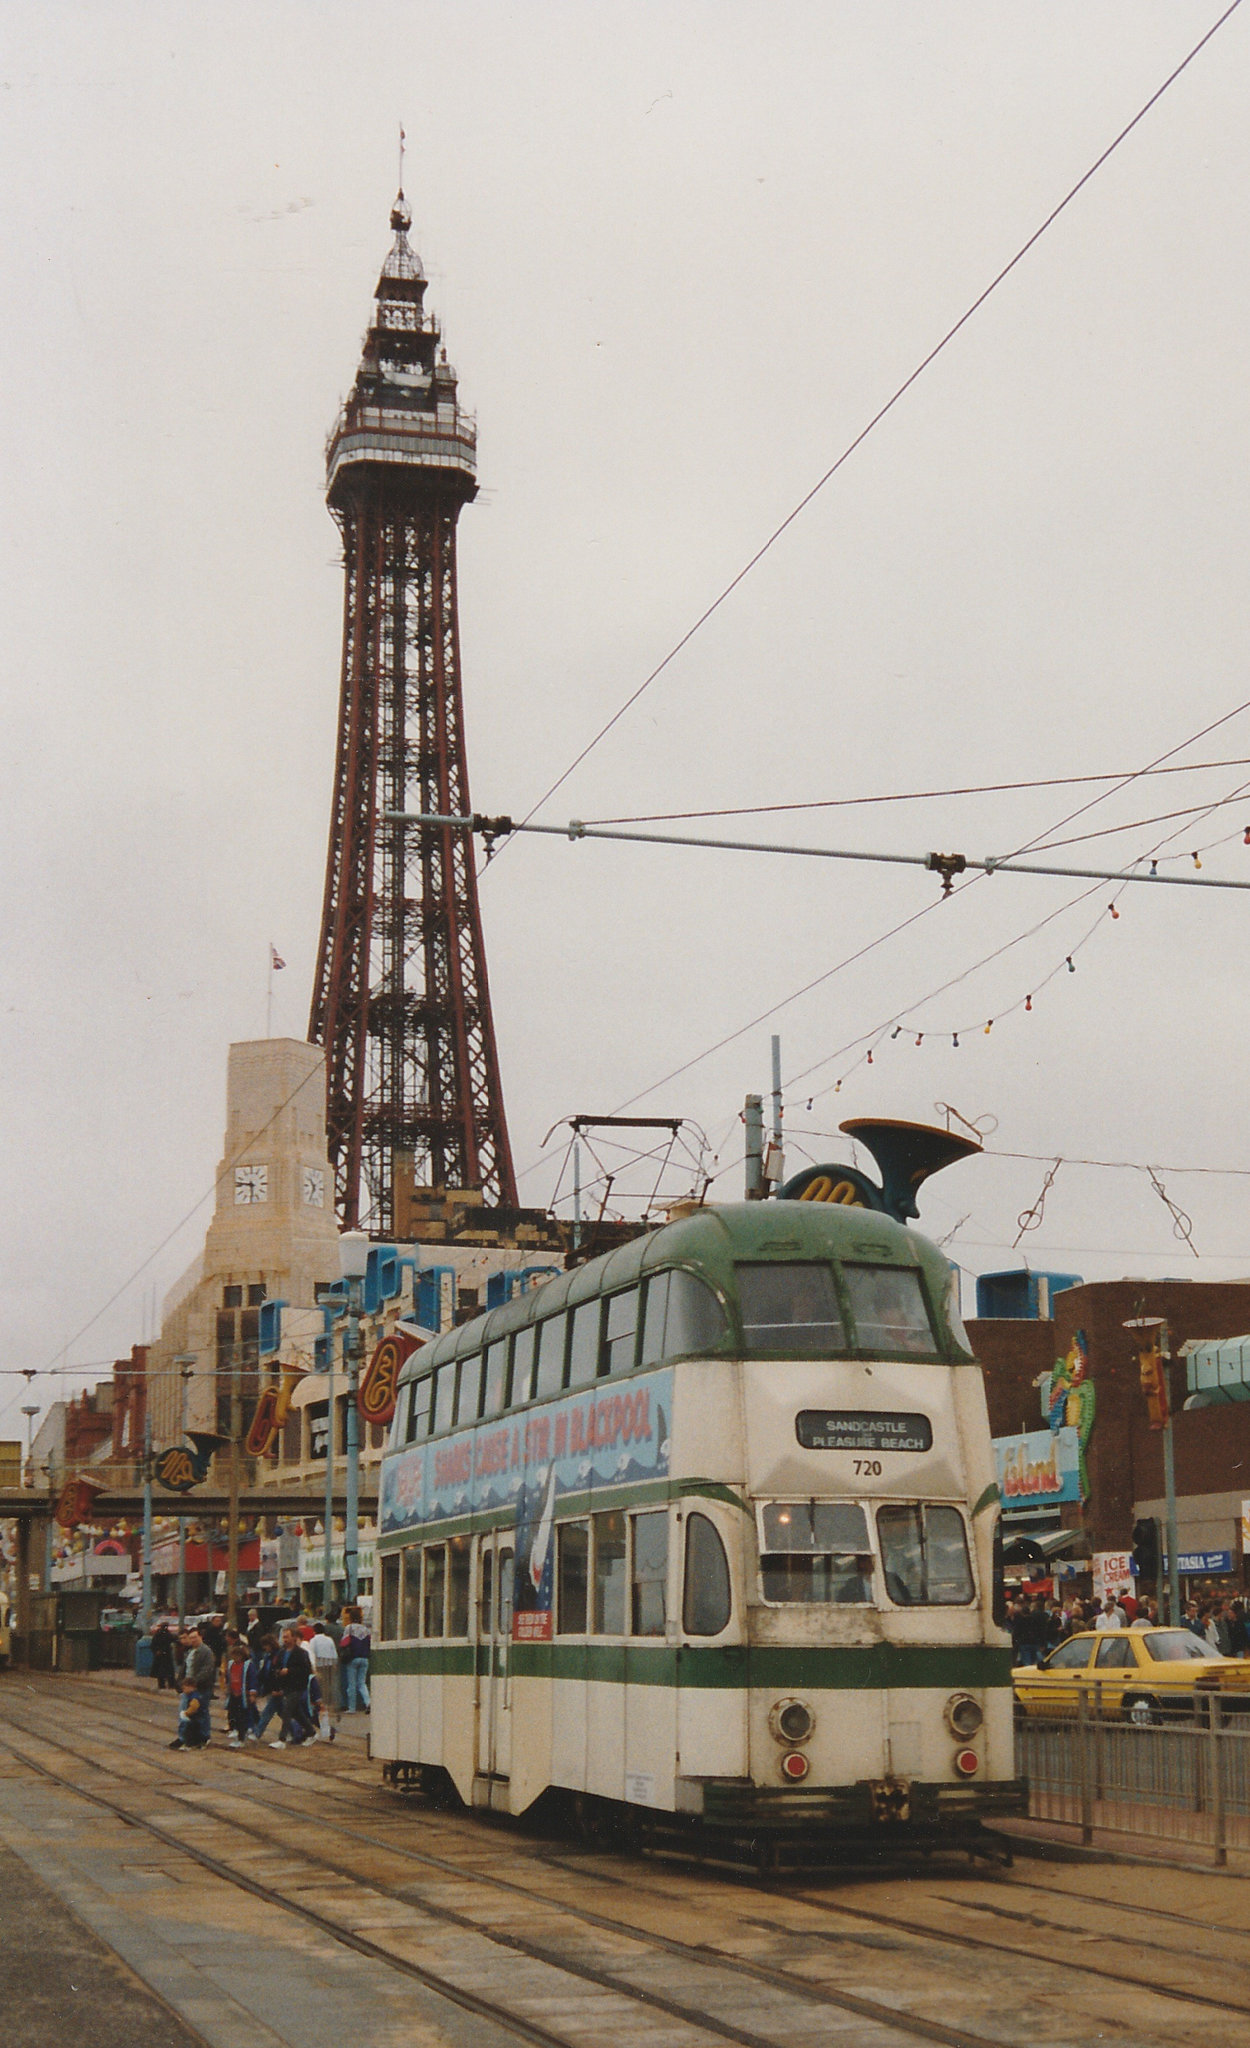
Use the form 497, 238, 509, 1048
373, 1192, 1024, 1865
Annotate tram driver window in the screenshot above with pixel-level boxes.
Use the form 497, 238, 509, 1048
758, 1501, 872, 1604
631, 1511, 668, 1635
683, 1512, 732, 1636
842, 1265, 935, 1355
736, 1264, 845, 1353
877, 1504, 974, 1605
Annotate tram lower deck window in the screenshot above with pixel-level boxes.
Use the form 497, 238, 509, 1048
380, 1554, 400, 1641
759, 1500, 872, 1604
877, 1504, 974, 1605
401, 1550, 422, 1640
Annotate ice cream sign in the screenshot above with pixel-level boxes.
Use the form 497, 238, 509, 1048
994, 1425, 1081, 1516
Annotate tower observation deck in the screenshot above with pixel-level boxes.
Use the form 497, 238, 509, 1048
309, 193, 517, 1231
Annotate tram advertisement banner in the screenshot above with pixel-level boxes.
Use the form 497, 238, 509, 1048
379, 1368, 674, 1628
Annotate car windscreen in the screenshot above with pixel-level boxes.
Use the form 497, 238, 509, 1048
1142, 1630, 1221, 1662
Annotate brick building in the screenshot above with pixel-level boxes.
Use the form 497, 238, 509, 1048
972, 1276, 1250, 1575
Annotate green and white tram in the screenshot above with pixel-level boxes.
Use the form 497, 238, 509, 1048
373, 1199, 1024, 1859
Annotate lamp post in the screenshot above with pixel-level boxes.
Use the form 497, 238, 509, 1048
1125, 1316, 1181, 1624
339, 1232, 370, 1608
322, 1322, 336, 1613
20, 1405, 38, 1485
174, 1355, 196, 1620
140, 1409, 153, 1631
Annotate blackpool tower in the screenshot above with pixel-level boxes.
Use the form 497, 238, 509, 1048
309, 191, 517, 1231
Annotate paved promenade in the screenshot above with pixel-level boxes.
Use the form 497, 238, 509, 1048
5, 1667, 1250, 2048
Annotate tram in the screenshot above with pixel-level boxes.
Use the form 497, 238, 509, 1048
372, 1189, 1024, 1862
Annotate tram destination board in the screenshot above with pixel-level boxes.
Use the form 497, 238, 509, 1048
796, 1409, 932, 1453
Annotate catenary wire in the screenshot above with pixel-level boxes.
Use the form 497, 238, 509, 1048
500, 0, 1244, 840
587, 755, 1250, 827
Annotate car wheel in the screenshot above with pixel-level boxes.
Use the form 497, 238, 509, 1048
1124, 1694, 1160, 1727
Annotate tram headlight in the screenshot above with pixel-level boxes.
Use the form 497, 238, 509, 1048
944, 1692, 983, 1739
769, 1697, 815, 1745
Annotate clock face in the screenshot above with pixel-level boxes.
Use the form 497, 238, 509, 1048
303, 1166, 326, 1208
234, 1163, 269, 1205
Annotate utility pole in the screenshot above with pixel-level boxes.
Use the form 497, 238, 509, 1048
744, 1095, 764, 1199
226, 1337, 242, 1628
322, 1340, 336, 1613
175, 1355, 195, 1621
770, 1035, 784, 1188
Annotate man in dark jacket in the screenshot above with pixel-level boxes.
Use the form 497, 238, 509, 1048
271, 1626, 317, 1746
171, 1627, 216, 1749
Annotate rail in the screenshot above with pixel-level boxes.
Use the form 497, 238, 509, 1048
1016, 1689, 1250, 1863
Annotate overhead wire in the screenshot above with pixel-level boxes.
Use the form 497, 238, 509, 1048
498, 0, 1244, 841
587, 755, 1250, 827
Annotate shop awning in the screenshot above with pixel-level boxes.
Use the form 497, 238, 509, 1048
1002, 1527, 1090, 1566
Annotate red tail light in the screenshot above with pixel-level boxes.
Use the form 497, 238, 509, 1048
780, 1750, 810, 1781
954, 1748, 979, 1776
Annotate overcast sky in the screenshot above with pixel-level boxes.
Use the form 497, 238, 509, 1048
3, 2, 1250, 1441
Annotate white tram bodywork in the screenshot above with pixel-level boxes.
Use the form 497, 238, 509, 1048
372, 1202, 1023, 1856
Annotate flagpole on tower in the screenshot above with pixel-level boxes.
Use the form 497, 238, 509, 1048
267, 944, 285, 1038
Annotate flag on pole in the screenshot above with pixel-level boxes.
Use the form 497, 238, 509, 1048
270, 945, 286, 971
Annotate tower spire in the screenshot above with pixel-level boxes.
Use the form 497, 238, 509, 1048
308, 203, 516, 1231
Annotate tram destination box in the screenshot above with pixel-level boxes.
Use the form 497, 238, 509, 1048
796, 1409, 933, 1454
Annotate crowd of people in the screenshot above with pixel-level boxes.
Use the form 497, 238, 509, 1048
147, 1603, 372, 1752
1008, 1585, 1250, 1665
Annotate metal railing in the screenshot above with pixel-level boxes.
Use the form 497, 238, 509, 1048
1017, 1690, 1250, 1863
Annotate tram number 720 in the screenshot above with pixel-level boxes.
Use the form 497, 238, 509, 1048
853, 1459, 883, 1477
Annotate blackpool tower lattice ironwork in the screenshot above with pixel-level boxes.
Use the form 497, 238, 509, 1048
309, 190, 516, 1231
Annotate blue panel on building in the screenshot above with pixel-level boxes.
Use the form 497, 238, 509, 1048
975, 1268, 1083, 1320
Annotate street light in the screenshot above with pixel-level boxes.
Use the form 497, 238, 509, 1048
20, 1405, 39, 1485
174, 1355, 196, 1621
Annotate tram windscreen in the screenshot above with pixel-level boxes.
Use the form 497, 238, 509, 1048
842, 1265, 935, 1354
877, 1504, 974, 1605
736, 1263, 845, 1353
759, 1500, 872, 1604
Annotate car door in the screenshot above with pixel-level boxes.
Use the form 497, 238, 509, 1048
1091, 1631, 1136, 1715
1019, 1634, 1097, 1717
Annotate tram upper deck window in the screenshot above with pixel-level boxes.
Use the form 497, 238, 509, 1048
453, 1354, 483, 1427
604, 1289, 638, 1375
431, 1363, 454, 1437
736, 1263, 845, 1354
567, 1301, 602, 1390
482, 1340, 509, 1419
758, 1501, 872, 1604
843, 1265, 935, 1355
877, 1504, 974, 1605
533, 1316, 565, 1402
639, 1270, 726, 1368
511, 1326, 537, 1406
407, 1374, 433, 1443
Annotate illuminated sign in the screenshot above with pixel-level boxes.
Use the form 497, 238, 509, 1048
993, 1425, 1082, 1514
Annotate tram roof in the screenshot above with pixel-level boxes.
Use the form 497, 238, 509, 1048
399, 1200, 962, 1380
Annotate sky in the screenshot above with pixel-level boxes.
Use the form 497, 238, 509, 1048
3, 1, 1250, 1441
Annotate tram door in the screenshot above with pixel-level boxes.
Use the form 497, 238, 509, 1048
477, 1532, 514, 1780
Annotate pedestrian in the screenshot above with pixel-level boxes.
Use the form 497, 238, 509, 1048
171, 1626, 215, 1749
1095, 1594, 1125, 1632
308, 1622, 341, 1738
150, 1620, 177, 1692
253, 1634, 286, 1742
245, 1606, 266, 1657
223, 1638, 258, 1748
339, 1605, 371, 1712
271, 1626, 318, 1746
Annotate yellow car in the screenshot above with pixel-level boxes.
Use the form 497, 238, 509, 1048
1014, 1627, 1250, 1724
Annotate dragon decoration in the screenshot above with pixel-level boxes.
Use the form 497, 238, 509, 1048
1038, 1327, 1096, 1499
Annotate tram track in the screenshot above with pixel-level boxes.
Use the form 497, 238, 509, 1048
0, 1710, 1030, 2048
1, 1681, 1246, 2048
27, 1677, 1250, 2022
